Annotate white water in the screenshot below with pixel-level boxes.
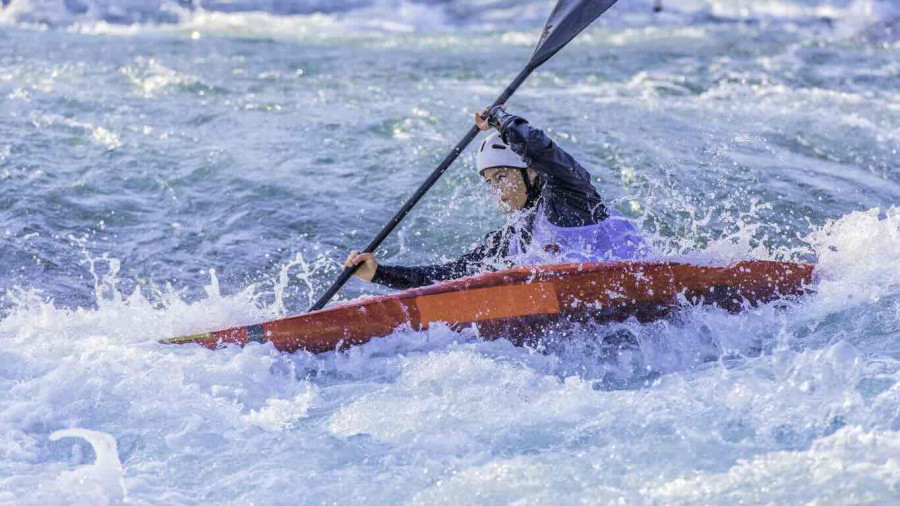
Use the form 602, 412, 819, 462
2, 208, 899, 504
2, 0, 899, 36
1, 0, 899, 503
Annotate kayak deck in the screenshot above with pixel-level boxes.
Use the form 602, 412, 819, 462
166, 260, 815, 353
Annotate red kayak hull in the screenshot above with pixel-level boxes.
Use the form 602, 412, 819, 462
167, 261, 815, 353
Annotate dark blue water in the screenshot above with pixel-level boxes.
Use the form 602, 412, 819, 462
1, 1, 898, 504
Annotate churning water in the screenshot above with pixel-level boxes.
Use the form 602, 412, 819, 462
1, 1, 899, 504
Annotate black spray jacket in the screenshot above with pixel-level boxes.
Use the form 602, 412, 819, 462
371, 111, 609, 290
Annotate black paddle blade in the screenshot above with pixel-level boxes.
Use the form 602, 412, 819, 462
531, 0, 620, 68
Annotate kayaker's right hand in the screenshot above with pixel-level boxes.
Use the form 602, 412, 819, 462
475, 104, 505, 131
344, 250, 378, 282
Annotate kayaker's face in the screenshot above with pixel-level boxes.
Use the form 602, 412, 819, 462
482, 167, 528, 212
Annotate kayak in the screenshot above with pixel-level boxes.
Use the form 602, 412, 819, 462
165, 260, 815, 353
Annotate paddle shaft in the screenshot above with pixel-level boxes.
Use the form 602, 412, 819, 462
308, 65, 536, 312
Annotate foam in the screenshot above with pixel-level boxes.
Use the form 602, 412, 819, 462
644, 426, 900, 503
1, 0, 897, 38
44, 429, 127, 505
1, 209, 898, 502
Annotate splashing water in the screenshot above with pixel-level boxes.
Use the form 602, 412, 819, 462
1, 1, 898, 504
42, 429, 127, 505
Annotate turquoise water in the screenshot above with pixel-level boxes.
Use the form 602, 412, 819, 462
1, 1, 899, 504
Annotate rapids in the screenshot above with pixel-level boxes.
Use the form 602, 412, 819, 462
1, 1, 898, 504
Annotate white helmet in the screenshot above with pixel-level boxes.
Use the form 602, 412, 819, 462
476, 131, 527, 175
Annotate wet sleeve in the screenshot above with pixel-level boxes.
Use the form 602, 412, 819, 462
370, 230, 506, 290
493, 111, 596, 194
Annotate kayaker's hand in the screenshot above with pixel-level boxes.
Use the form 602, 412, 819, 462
475, 104, 505, 131
344, 250, 378, 282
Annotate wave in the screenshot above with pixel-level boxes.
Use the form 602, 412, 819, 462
2, 207, 896, 366
1, 0, 898, 37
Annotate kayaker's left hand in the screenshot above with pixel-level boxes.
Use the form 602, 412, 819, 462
344, 250, 378, 282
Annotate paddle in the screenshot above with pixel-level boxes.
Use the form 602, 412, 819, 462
308, 0, 620, 312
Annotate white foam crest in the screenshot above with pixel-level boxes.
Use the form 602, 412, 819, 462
322, 333, 899, 503
118, 57, 200, 97
804, 207, 900, 311
0, 246, 270, 367
643, 425, 900, 503
328, 324, 860, 445
3, 0, 897, 36
241, 387, 317, 431
43, 429, 127, 505
29, 114, 123, 151
344, 0, 450, 32
134, 9, 345, 40
326, 348, 584, 444
41, 0, 446, 37
0, 0, 72, 26
0, 257, 327, 497
0, 0, 188, 27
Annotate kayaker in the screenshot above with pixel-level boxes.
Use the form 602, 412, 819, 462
344, 105, 649, 290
